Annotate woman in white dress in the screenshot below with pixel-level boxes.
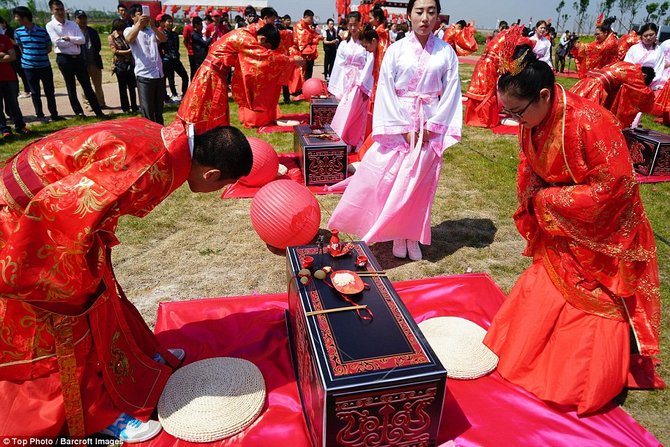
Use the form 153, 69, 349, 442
328, 0, 462, 261
624, 23, 665, 90
328, 11, 372, 147
530, 20, 553, 69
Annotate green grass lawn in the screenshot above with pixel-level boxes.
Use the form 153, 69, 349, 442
0, 58, 668, 444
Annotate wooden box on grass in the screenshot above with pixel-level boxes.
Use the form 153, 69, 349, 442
286, 241, 447, 447
309, 96, 339, 126
623, 127, 670, 176
293, 124, 348, 187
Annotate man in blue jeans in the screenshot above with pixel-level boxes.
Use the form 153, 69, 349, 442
125, 3, 166, 125
12, 6, 62, 122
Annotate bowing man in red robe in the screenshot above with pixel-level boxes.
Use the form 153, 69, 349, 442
485, 45, 663, 416
177, 23, 302, 131
570, 61, 655, 127
0, 117, 252, 440
442, 20, 478, 56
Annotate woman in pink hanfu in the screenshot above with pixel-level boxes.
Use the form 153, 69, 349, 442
328, 0, 462, 261
328, 11, 372, 148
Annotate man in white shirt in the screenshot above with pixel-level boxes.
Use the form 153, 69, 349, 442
124, 3, 166, 124
45, 0, 104, 118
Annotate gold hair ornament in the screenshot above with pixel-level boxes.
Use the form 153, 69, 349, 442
500, 48, 530, 76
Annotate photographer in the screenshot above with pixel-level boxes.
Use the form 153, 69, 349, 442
555, 30, 571, 73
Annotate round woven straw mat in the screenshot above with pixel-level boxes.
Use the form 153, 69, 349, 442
419, 316, 499, 380
158, 357, 266, 442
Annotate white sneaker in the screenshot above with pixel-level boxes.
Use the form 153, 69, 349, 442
407, 240, 422, 261
392, 239, 407, 258
18, 92, 31, 99
100, 413, 162, 443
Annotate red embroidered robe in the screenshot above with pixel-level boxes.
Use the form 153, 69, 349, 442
515, 86, 660, 365
571, 32, 619, 78
570, 61, 654, 126
0, 118, 190, 437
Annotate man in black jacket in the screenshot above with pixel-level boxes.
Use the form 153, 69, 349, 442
74, 9, 107, 109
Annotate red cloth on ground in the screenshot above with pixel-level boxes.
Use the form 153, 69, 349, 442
148, 274, 661, 446
255, 113, 309, 134
221, 152, 359, 198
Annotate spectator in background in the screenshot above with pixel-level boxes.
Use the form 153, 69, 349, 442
109, 18, 138, 113
234, 15, 245, 29
190, 16, 210, 74
282, 14, 293, 31
118, 3, 133, 28
322, 18, 338, 82
183, 12, 196, 79
294, 9, 320, 80
244, 6, 258, 27
159, 14, 188, 102
13, 6, 62, 122
46, 0, 105, 118
125, 3, 166, 124
0, 28, 28, 137
74, 10, 107, 110
389, 22, 398, 42
434, 19, 448, 39
206, 10, 229, 41
395, 23, 407, 40
0, 17, 31, 99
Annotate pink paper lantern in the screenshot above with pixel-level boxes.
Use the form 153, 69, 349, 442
250, 180, 321, 249
302, 78, 327, 101
239, 138, 279, 187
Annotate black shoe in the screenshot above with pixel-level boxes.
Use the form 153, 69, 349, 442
51, 116, 66, 122
15, 127, 30, 135
75, 112, 86, 118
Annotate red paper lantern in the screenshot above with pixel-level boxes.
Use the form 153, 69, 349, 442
250, 180, 321, 249
302, 78, 327, 101
238, 138, 279, 187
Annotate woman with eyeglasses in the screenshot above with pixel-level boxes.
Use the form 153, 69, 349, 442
484, 44, 662, 415
328, 0, 462, 262
624, 23, 665, 89
570, 16, 618, 78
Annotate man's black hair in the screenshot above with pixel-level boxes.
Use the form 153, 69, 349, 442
48, 0, 64, 9
303, 9, 314, 18
192, 16, 203, 27
13, 6, 33, 21
641, 66, 656, 86
193, 126, 253, 180
257, 23, 280, 50
260, 7, 278, 19
244, 5, 256, 16
128, 4, 143, 17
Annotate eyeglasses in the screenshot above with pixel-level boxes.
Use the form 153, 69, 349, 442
502, 98, 535, 121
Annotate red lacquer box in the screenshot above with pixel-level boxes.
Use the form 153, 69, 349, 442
623, 127, 670, 176
286, 242, 447, 447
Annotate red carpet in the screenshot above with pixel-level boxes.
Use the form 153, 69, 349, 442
637, 172, 670, 183
491, 123, 519, 135
256, 113, 310, 134
556, 70, 580, 79
222, 152, 359, 199
149, 273, 661, 447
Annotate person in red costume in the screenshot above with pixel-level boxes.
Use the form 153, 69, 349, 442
617, 28, 640, 60
294, 9, 321, 80
484, 45, 663, 416
177, 23, 303, 131
442, 19, 478, 56
0, 117, 252, 441
570, 17, 619, 78
570, 61, 655, 127
464, 24, 526, 127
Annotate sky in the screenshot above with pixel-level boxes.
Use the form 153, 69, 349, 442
21, 0, 621, 32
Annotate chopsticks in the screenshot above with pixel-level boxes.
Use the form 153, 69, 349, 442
356, 271, 387, 277
305, 305, 368, 317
